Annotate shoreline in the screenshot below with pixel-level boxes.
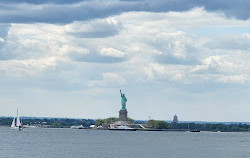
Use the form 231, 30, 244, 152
2, 126, 250, 133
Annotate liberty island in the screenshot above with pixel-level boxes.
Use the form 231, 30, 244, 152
109, 90, 141, 130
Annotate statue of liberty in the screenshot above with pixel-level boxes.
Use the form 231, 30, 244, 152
120, 90, 127, 110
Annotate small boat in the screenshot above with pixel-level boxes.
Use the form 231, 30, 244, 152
71, 125, 86, 129
23, 125, 38, 128
11, 109, 23, 130
190, 129, 200, 132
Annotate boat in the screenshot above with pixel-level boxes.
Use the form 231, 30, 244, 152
190, 129, 200, 132
23, 125, 38, 128
109, 125, 137, 131
11, 109, 23, 130
71, 125, 86, 129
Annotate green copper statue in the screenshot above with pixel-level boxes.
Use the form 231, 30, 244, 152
120, 90, 127, 110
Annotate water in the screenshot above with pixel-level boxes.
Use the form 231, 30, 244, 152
1, 127, 250, 158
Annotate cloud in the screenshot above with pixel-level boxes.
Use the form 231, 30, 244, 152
0, 24, 10, 38
148, 31, 202, 65
189, 55, 249, 84
155, 54, 200, 65
0, 0, 250, 24
0, 0, 83, 4
0, 20, 127, 64
0, 0, 137, 23
0, 24, 10, 50
0, 8, 249, 85
60, 45, 90, 55
192, 56, 240, 74
69, 49, 127, 63
0, 57, 68, 76
99, 47, 125, 57
1, 3, 250, 120
64, 18, 122, 38
88, 72, 127, 87
0, 38, 4, 43
216, 74, 248, 84
125, 58, 188, 83
204, 34, 250, 51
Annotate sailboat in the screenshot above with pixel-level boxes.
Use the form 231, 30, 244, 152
11, 109, 23, 130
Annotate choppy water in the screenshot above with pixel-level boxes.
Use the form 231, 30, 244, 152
1, 127, 250, 158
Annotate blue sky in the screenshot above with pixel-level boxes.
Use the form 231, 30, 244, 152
0, 0, 250, 121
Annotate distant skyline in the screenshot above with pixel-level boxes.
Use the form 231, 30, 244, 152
0, 0, 250, 122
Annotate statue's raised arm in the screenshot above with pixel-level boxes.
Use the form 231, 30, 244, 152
120, 90, 122, 97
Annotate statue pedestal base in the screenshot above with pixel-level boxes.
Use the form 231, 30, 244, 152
119, 109, 128, 121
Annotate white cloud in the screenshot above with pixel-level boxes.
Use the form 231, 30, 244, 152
60, 45, 89, 55
0, 37, 4, 43
0, 56, 71, 76
149, 63, 185, 81
1, 8, 249, 84
117, 8, 250, 31
124, 57, 188, 83
217, 74, 248, 84
204, 33, 250, 51
192, 56, 240, 74
64, 17, 122, 38
99, 47, 125, 57
242, 33, 250, 38
168, 39, 187, 59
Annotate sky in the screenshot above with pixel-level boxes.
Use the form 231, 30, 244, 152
0, 0, 250, 122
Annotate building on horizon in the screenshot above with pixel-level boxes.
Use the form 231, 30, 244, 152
173, 114, 178, 123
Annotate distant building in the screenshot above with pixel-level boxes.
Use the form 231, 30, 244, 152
173, 114, 178, 123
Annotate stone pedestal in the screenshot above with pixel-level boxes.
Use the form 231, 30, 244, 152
119, 109, 128, 121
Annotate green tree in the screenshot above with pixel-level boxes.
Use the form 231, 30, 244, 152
145, 120, 170, 129
95, 119, 105, 126
128, 117, 134, 123
95, 117, 134, 126
95, 117, 118, 126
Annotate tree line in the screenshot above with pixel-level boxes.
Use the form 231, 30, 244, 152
1, 117, 250, 131
0, 117, 95, 128
171, 122, 250, 132
145, 120, 250, 132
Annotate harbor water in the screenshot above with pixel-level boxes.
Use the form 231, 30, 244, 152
1, 127, 250, 158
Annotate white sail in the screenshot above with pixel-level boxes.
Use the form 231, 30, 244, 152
16, 116, 21, 127
11, 117, 15, 128
16, 109, 21, 127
